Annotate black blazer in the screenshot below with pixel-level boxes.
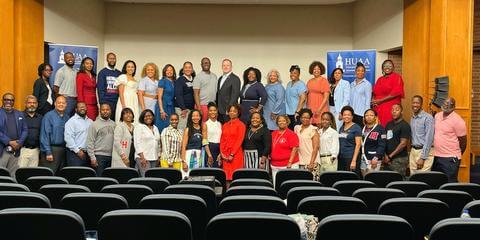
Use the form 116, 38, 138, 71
33, 78, 54, 116
216, 73, 241, 114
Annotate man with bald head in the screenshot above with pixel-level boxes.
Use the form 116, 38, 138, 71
40, 95, 70, 173
433, 97, 467, 182
193, 57, 218, 122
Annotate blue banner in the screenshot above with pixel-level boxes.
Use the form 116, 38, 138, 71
326, 50, 376, 85
48, 43, 98, 88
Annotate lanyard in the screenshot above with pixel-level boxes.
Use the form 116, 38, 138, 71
361, 124, 377, 161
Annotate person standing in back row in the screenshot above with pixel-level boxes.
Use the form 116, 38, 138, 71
97, 53, 122, 120
53, 51, 78, 117
194, 57, 218, 122
216, 59, 241, 123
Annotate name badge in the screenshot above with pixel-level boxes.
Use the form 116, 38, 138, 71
386, 130, 393, 140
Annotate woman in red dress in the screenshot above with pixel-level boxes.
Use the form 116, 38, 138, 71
76, 57, 98, 120
372, 60, 405, 126
218, 104, 246, 181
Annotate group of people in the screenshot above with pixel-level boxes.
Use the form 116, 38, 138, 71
0, 52, 467, 183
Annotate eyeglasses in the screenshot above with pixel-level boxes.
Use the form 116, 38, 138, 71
3, 99, 14, 102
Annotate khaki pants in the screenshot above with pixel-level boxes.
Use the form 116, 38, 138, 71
18, 148, 40, 168
319, 156, 337, 173
409, 148, 434, 174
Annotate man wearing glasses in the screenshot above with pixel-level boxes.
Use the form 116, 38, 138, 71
0, 93, 28, 177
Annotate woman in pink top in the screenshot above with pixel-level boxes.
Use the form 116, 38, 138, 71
306, 61, 330, 125
294, 108, 320, 179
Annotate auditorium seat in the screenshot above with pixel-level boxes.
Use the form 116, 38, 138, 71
206, 212, 300, 240
386, 181, 431, 197
429, 218, 480, 240
101, 184, 153, 209
409, 172, 448, 189
364, 171, 403, 187
319, 171, 359, 187
128, 177, 169, 194
352, 188, 406, 214
58, 166, 96, 184
0, 191, 51, 209
61, 192, 128, 230
0, 167, 10, 177
0, 208, 85, 240
275, 169, 313, 192
219, 195, 287, 214
440, 182, 480, 200
24, 176, 68, 192
0, 182, 29, 192
378, 197, 450, 240
232, 168, 270, 181
145, 168, 182, 184
333, 180, 377, 196
278, 179, 322, 199
140, 194, 207, 240
297, 196, 367, 221
98, 209, 192, 240
230, 178, 273, 188
76, 177, 119, 193
463, 200, 480, 217
15, 167, 53, 184
0, 176, 15, 183
39, 184, 90, 208
102, 167, 139, 184
418, 189, 474, 217
286, 186, 340, 214
225, 186, 278, 197
164, 184, 216, 219
317, 214, 413, 240
189, 168, 227, 194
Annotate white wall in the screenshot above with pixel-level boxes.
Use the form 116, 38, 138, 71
104, 3, 353, 84
44, 0, 105, 66
353, 0, 403, 79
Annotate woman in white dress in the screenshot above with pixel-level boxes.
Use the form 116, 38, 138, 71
115, 60, 139, 123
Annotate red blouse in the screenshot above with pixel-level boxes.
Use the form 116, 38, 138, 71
373, 72, 405, 126
76, 72, 98, 105
271, 129, 299, 167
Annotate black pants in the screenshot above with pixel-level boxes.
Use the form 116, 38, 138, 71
432, 156, 460, 182
353, 114, 364, 128
338, 154, 361, 176
39, 146, 66, 174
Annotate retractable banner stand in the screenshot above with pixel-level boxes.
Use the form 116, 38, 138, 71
48, 43, 98, 88
326, 50, 376, 85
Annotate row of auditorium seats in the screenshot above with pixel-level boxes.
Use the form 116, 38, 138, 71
1, 167, 480, 240
0, 208, 479, 240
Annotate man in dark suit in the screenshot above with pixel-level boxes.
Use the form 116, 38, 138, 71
0, 93, 29, 177
216, 59, 241, 123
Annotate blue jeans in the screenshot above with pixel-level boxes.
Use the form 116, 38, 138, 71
95, 155, 112, 177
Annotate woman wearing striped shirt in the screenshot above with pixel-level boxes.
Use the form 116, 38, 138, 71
160, 113, 183, 170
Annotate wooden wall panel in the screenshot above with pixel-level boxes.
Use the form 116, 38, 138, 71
404, 0, 474, 182
14, 0, 45, 108
0, 0, 43, 108
0, 0, 15, 96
